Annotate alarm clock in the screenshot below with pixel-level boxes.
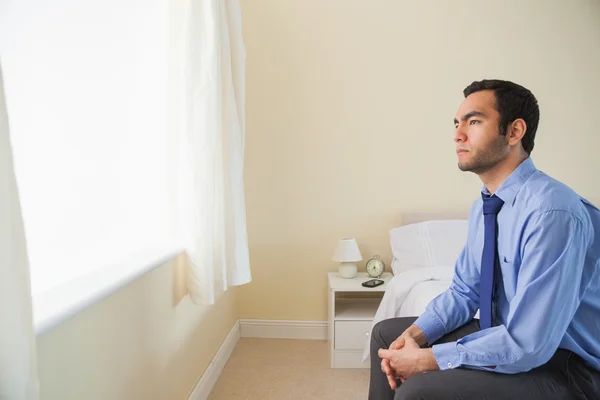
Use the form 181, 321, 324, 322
365, 255, 385, 278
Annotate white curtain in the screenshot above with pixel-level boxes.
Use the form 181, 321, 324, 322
176, 0, 251, 305
0, 63, 39, 399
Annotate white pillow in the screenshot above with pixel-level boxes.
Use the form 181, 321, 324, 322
390, 219, 468, 275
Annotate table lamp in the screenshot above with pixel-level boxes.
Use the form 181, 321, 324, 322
332, 238, 362, 278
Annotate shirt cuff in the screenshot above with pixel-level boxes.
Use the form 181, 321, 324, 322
413, 309, 447, 345
431, 342, 461, 370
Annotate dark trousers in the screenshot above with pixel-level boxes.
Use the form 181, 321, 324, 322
369, 317, 600, 400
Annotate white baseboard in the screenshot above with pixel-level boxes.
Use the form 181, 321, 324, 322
188, 319, 327, 399
188, 320, 241, 400
239, 319, 328, 340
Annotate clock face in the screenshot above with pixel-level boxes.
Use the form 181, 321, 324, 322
366, 258, 384, 277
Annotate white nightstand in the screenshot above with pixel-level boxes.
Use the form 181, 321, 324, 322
328, 271, 393, 368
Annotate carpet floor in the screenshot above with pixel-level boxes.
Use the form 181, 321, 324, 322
209, 338, 370, 399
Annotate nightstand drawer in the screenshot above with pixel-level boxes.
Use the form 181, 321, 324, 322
334, 321, 372, 349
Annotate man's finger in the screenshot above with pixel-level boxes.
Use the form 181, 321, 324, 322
390, 337, 405, 350
378, 348, 391, 359
383, 358, 399, 390
387, 373, 397, 390
381, 359, 390, 374
381, 357, 397, 390
382, 359, 391, 374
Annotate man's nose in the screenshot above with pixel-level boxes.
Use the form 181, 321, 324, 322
453, 125, 466, 143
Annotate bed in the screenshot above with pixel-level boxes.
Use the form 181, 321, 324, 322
361, 212, 471, 362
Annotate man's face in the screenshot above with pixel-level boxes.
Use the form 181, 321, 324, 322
453, 90, 509, 174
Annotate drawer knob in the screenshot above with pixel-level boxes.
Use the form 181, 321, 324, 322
365, 331, 370, 336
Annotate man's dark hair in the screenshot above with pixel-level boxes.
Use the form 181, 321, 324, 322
463, 79, 539, 155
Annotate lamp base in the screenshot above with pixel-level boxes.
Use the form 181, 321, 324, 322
338, 262, 358, 279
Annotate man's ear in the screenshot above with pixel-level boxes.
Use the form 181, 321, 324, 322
507, 119, 527, 146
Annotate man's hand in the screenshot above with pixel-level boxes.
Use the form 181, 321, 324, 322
380, 324, 428, 390
380, 335, 407, 389
379, 336, 439, 388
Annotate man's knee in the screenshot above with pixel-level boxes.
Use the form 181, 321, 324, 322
371, 319, 390, 341
370, 320, 388, 353
372, 318, 415, 343
395, 373, 445, 400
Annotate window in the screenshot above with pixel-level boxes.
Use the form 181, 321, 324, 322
0, 0, 170, 295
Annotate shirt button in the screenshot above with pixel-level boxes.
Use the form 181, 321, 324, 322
447, 362, 453, 368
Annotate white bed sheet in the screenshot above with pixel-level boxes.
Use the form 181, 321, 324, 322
399, 280, 450, 317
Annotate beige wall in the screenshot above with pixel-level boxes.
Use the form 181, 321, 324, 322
36, 255, 238, 400
238, 0, 600, 321
36, 1, 240, 399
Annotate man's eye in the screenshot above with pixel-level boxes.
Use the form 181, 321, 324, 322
469, 120, 480, 125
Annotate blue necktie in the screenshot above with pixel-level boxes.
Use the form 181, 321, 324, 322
480, 194, 505, 329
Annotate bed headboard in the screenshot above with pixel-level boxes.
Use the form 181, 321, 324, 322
400, 211, 469, 226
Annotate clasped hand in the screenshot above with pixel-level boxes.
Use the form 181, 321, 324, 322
378, 335, 438, 390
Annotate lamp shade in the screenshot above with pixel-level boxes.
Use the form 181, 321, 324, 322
332, 238, 362, 262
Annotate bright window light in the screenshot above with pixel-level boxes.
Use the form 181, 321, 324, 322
0, 0, 170, 295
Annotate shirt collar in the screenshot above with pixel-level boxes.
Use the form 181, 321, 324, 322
481, 157, 538, 206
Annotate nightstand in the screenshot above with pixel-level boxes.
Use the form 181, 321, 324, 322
328, 271, 393, 368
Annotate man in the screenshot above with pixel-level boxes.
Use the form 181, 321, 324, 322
369, 79, 600, 399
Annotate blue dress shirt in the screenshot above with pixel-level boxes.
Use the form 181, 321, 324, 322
414, 157, 600, 374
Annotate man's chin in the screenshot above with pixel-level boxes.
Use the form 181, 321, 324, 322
458, 161, 494, 175
457, 162, 473, 172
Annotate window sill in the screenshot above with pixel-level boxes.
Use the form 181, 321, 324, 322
33, 244, 184, 336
